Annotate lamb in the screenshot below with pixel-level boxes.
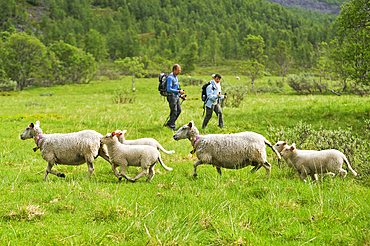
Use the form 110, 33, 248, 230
20, 121, 110, 181
280, 143, 357, 182
273, 141, 314, 168
100, 132, 173, 182
114, 130, 175, 155
173, 120, 281, 178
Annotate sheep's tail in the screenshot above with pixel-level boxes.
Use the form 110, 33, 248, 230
343, 155, 357, 176
156, 143, 175, 155
157, 155, 173, 171
265, 139, 281, 160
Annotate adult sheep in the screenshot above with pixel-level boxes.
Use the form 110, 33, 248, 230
280, 143, 357, 182
114, 130, 175, 155
173, 121, 281, 178
20, 121, 110, 180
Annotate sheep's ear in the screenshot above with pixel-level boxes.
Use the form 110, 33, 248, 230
122, 130, 127, 135
283, 142, 287, 145
187, 121, 194, 128
111, 132, 115, 137
29, 122, 34, 128
35, 121, 40, 127
291, 144, 296, 150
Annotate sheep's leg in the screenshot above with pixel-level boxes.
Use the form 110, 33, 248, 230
216, 167, 222, 177
44, 162, 65, 181
338, 169, 347, 178
118, 165, 134, 182
262, 162, 271, 175
299, 172, 308, 183
146, 165, 155, 182
111, 164, 121, 179
86, 161, 95, 178
193, 160, 203, 178
310, 173, 318, 181
131, 167, 149, 182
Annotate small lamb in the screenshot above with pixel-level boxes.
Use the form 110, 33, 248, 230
100, 132, 173, 182
173, 120, 281, 178
114, 130, 175, 155
280, 144, 357, 182
20, 121, 110, 180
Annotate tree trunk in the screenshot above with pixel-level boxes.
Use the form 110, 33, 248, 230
132, 73, 135, 92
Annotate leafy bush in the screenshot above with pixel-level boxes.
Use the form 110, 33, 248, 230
267, 121, 370, 178
255, 85, 281, 93
112, 89, 136, 104
222, 81, 249, 107
0, 80, 16, 91
287, 73, 320, 94
181, 77, 206, 86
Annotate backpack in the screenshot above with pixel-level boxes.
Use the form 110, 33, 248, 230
201, 81, 211, 103
158, 73, 174, 96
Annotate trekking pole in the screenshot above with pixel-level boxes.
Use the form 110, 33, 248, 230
221, 92, 227, 108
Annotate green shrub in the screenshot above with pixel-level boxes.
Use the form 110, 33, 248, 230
267, 120, 370, 178
112, 89, 136, 104
0, 80, 16, 92
222, 81, 249, 107
287, 73, 320, 94
181, 77, 206, 86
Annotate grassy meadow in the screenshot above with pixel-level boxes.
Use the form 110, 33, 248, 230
0, 74, 370, 245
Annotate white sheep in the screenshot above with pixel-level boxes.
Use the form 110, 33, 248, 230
236, 76, 240, 80
100, 132, 173, 182
173, 120, 281, 177
114, 130, 175, 155
20, 121, 110, 180
280, 143, 357, 182
274, 141, 334, 179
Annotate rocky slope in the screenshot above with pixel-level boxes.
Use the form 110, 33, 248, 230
266, 0, 341, 15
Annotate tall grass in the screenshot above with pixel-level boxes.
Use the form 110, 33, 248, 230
0, 75, 369, 245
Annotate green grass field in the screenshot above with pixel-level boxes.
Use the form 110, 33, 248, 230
0, 75, 369, 245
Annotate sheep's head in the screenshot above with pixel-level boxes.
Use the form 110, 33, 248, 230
280, 143, 296, 157
100, 132, 119, 145
114, 130, 127, 144
21, 121, 42, 140
173, 120, 199, 141
273, 141, 288, 153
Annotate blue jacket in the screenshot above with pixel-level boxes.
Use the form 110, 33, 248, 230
166, 73, 180, 96
205, 79, 225, 108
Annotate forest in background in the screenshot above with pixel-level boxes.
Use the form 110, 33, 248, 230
1, 0, 369, 94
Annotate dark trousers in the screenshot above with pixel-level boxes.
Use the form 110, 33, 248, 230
202, 103, 224, 129
166, 95, 181, 129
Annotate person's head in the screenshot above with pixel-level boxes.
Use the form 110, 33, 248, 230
214, 73, 221, 83
173, 64, 181, 76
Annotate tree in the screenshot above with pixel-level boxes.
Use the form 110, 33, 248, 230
240, 34, 267, 92
208, 30, 221, 66
49, 40, 97, 85
115, 56, 147, 92
84, 29, 108, 62
333, 0, 370, 85
181, 42, 199, 74
3, 33, 50, 90
272, 40, 292, 82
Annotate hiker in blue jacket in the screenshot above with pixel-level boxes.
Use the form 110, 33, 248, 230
202, 74, 227, 129
165, 64, 185, 131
